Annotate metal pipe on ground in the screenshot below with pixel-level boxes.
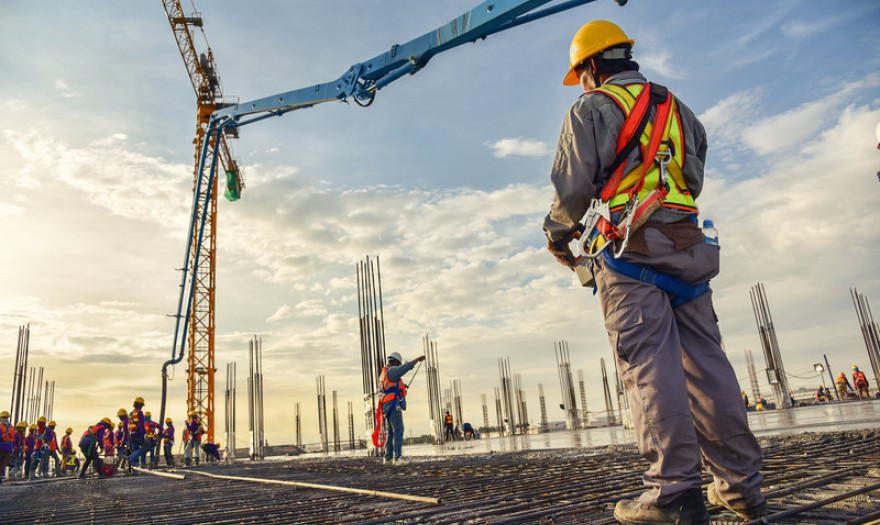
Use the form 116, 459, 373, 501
184, 469, 441, 504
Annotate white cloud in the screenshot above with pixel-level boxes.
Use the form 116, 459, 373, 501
486, 137, 551, 158
267, 304, 295, 322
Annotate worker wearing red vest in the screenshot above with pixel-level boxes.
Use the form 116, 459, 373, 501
8, 422, 26, 479
379, 352, 425, 465
40, 420, 61, 477
0, 411, 14, 484
78, 418, 112, 479
853, 366, 870, 399
143, 412, 159, 468
543, 21, 765, 525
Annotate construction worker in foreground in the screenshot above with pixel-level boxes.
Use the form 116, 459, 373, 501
836, 372, 853, 400
543, 21, 766, 524
127, 397, 146, 467
162, 418, 176, 467
0, 411, 14, 484
78, 418, 112, 479
380, 352, 425, 465
184, 411, 204, 466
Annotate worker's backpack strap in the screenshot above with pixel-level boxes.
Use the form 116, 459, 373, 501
600, 249, 708, 307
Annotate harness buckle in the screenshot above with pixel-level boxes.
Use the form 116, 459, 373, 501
576, 200, 611, 261
612, 197, 638, 258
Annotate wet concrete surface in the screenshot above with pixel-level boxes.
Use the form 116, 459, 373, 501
1, 425, 878, 524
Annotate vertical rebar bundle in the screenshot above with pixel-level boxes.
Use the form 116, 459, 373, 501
332, 390, 340, 453
295, 402, 302, 448
750, 283, 792, 408
356, 256, 387, 455
224, 362, 236, 459
247, 336, 265, 459
601, 358, 616, 425
493, 387, 503, 437
481, 393, 490, 436
451, 379, 463, 435
745, 349, 761, 403
424, 335, 443, 444
555, 341, 580, 430
347, 401, 355, 451
498, 358, 517, 435
514, 373, 528, 433
10, 324, 30, 424
850, 288, 880, 392
538, 383, 548, 432
316, 375, 329, 453
577, 370, 588, 424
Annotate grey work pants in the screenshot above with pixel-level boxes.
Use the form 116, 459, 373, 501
594, 226, 763, 508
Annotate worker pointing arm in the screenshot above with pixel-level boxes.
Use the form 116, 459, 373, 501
379, 352, 425, 466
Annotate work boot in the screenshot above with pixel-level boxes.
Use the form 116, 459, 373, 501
614, 489, 709, 525
195, 458, 199, 466
184, 458, 191, 467
707, 484, 768, 521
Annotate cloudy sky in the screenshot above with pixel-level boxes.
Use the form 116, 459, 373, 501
2, 0, 879, 447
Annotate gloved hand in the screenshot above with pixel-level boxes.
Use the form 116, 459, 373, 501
547, 225, 584, 270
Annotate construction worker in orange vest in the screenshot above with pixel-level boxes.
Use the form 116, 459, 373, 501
184, 412, 204, 466
0, 411, 14, 485
60, 427, 74, 476
836, 372, 853, 400
852, 366, 870, 399
128, 397, 147, 467
543, 21, 765, 525
162, 417, 176, 467
379, 352, 425, 465
40, 420, 61, 477
444, 411, 455, 442
78, 418, 112, 479
8, 422, 27, 480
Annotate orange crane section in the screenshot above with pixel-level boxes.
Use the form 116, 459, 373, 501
161, 0, 244, 443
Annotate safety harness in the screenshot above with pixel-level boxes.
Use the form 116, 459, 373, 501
574, 81, 708, 307
371, 366, 408, 448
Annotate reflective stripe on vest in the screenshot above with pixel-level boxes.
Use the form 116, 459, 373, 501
594, 83, 697, 214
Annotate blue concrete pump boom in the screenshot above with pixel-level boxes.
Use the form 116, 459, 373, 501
160, 0, 627, 425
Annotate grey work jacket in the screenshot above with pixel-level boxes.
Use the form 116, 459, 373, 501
382, 360, 416, 412
542, 71, 707, 242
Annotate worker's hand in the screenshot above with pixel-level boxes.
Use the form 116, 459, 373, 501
547, 226, 584, 270
414, 355, 426, 363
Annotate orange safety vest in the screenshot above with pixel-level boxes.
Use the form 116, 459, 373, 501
379, 366, 407, 406
445, 414, 453, 426
854, 371, 868, 387
82, 424, 105, 445
129, 409, 143, 434
145, 421, 158, 440
0, 421, 13, 445
836, 375, 849, 388
61, 434, 72, 453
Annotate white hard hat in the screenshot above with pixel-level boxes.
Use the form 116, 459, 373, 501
387, 352, 403, 364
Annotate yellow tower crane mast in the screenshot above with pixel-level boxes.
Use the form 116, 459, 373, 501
161, 0, 244, 443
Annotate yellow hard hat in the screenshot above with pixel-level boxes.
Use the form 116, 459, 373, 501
65, 428, 73, 433
165, 418, 173, 424
144, 411, 151, 418
101, 417, 112, 425
48, 420, 56, 426
16, 421, 26, 428
563, 20, 634, 86
29, 424, 37, 430
118, 421, 124, 428
840, 372, 846, 376
38, 416, 46, 423
0, 411, 9, 418
134, 396, 145, 405
853, 365, 859, 370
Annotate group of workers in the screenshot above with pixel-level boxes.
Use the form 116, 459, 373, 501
821, 365, 874, 401
0, 396, 218, 483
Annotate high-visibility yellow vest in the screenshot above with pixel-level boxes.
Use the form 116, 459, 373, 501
593, 83, 697, 214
